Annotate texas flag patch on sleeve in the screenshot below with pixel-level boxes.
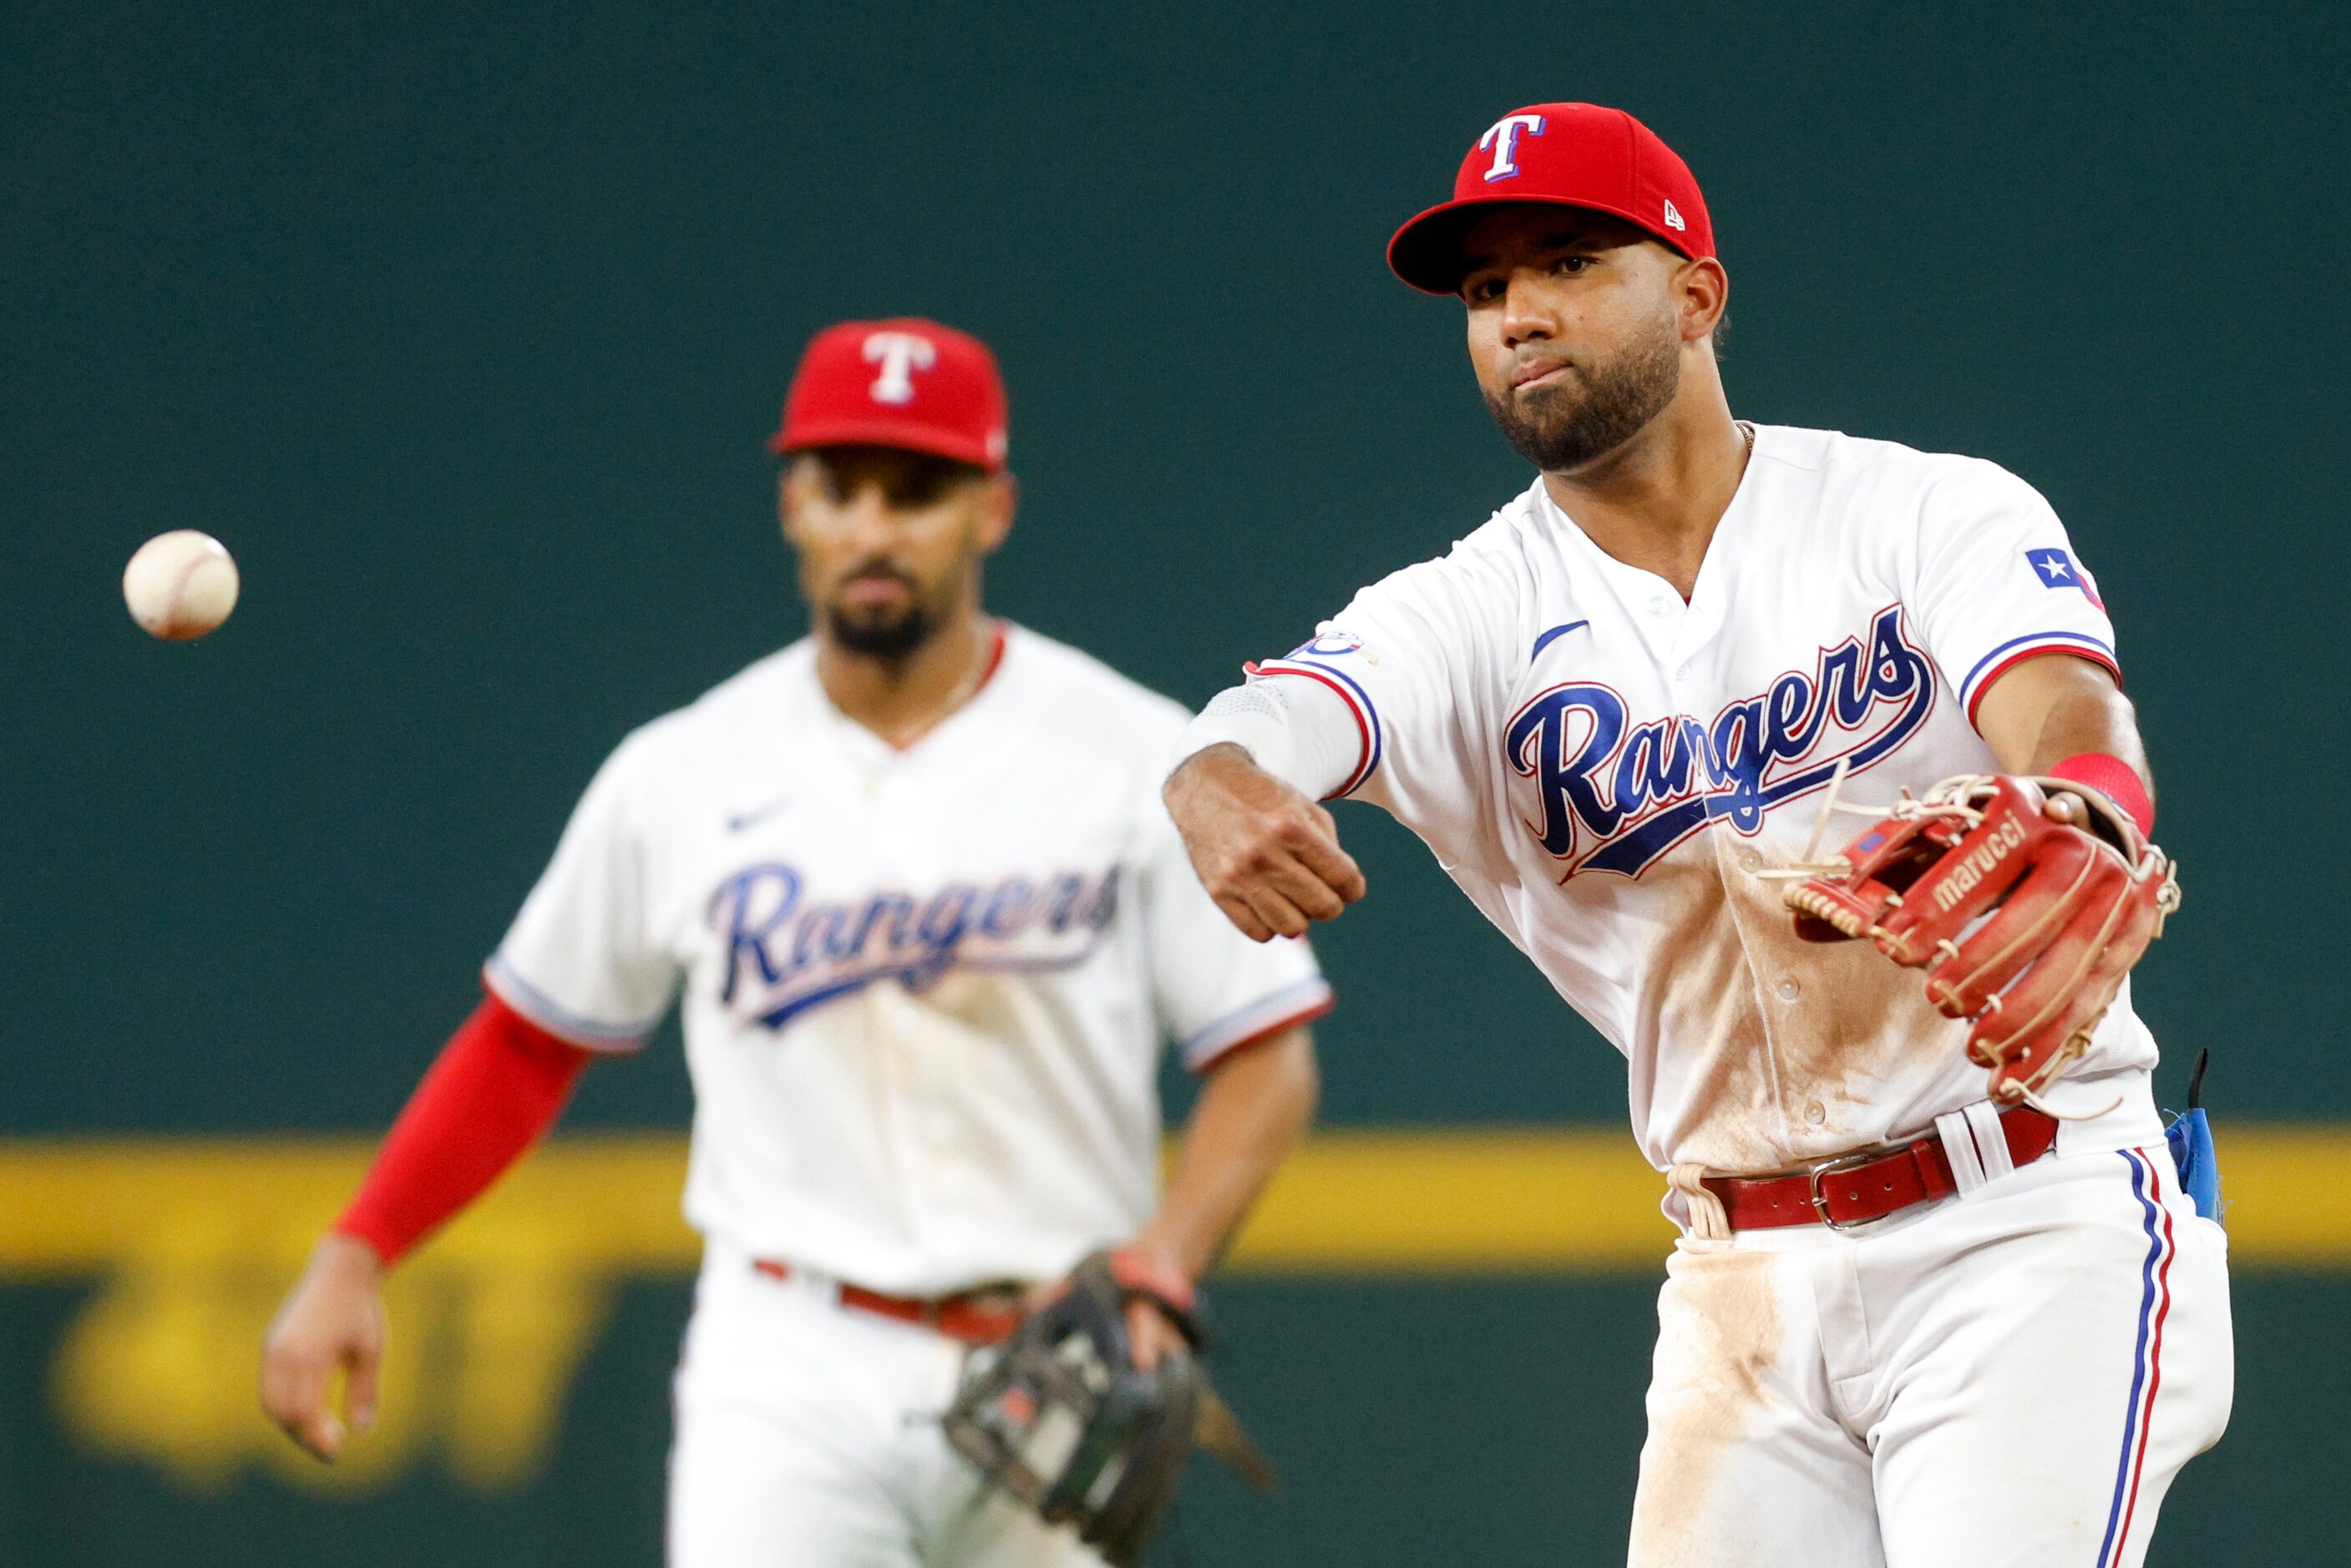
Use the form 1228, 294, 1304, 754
2024, 547, 2105, 609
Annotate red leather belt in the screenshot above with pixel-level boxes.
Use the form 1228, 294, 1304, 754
751, 1259, 1025, 1347
1700, 1105, 2059, 1232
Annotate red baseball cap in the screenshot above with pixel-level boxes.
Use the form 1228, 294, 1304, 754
768, 317, 1010, 472
1387, 103, 1715, 296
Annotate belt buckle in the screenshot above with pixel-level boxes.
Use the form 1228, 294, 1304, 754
1806, 1146, 1886, 1231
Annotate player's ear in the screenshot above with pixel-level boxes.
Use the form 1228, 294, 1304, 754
1677, 256, 1729, 346
973, 472, 1017, 555
778, 459, 811, 548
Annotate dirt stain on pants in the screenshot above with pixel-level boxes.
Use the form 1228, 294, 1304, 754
1627, 1248, 1785, 1568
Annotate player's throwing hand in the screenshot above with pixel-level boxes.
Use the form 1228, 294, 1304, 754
1163, 743, 1366, 942
259, 1234, 387, 1461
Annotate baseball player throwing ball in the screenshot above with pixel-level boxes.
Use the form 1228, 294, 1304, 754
261, 318, 1331, 1566
1164, 104, 2230, 1565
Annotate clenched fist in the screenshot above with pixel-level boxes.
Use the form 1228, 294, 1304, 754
1163, 743, 1367, 941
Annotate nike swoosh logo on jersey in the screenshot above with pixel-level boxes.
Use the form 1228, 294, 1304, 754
1530, 620, 1590, 660
726, 797, 793, 833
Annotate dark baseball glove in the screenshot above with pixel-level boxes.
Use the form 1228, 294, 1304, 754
941, 1250, 1272, 1566
1783, 771, 2181, 1108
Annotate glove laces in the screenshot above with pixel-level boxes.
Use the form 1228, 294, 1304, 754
1751, 756, 1990, 881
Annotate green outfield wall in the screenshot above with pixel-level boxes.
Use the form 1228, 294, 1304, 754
3, 2, 2343, 1561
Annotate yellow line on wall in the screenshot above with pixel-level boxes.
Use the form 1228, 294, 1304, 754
0, 1126, 2324, 1497
0, 1125, 2337, 1278
1224, 1129, 1678, 1272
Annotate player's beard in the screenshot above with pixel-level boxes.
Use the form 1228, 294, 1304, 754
824, 569, 943, 660
1483, 309, 1682, 473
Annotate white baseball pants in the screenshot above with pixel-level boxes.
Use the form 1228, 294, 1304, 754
667, 1244, 1099, 1568
1628, 1139, 2233, 1566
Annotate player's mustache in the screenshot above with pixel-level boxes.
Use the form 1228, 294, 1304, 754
838, 560, 917, 593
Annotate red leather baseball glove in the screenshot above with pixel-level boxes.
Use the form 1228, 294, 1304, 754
1782, 773, 2181, 1107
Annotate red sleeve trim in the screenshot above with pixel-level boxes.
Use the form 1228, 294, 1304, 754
1186, 992, 1334, 1075
481, 954, 656, 1051
1248, 661, 1376, 798
332, 990, 595, 1267
1963, 644, 2123, 731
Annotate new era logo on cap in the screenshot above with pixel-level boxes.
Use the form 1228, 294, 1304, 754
1663, 198, 1686, 232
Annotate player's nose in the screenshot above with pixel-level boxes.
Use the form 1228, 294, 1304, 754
835, 486, 905, 547
1499, 269, 1558, 348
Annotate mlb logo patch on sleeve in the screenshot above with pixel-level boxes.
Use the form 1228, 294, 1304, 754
2024, 548, 2105, 609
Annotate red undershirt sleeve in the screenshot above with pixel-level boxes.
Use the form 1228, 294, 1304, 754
332, 990, 596, 1268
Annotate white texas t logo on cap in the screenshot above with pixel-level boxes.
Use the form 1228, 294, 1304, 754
862, 331, 938, 406
1477, 113, 1546, 183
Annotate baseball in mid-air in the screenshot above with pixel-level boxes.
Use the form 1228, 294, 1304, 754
123, 529, 240, 640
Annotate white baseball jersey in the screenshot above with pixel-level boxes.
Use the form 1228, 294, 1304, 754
486, 624, 1331, 1294
1227, 422, 2161, 1176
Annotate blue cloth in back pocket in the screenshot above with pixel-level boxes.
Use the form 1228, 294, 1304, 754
2163, 1050, 2222, 1224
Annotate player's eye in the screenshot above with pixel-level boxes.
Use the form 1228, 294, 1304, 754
1554, 255, 1591, 276
1461, 276, 1505, 305
887, 471, 950, 508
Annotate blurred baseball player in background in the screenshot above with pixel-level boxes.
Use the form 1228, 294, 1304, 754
261, 318, 1332, 1566
1164, 104, 2230, 1565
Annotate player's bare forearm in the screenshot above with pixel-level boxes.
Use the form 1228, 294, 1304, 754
1973, 653, 2151, 794
1128, 1025, 1320, 1282
260, 996, 588, 1461
1163, 744, 1366, 942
